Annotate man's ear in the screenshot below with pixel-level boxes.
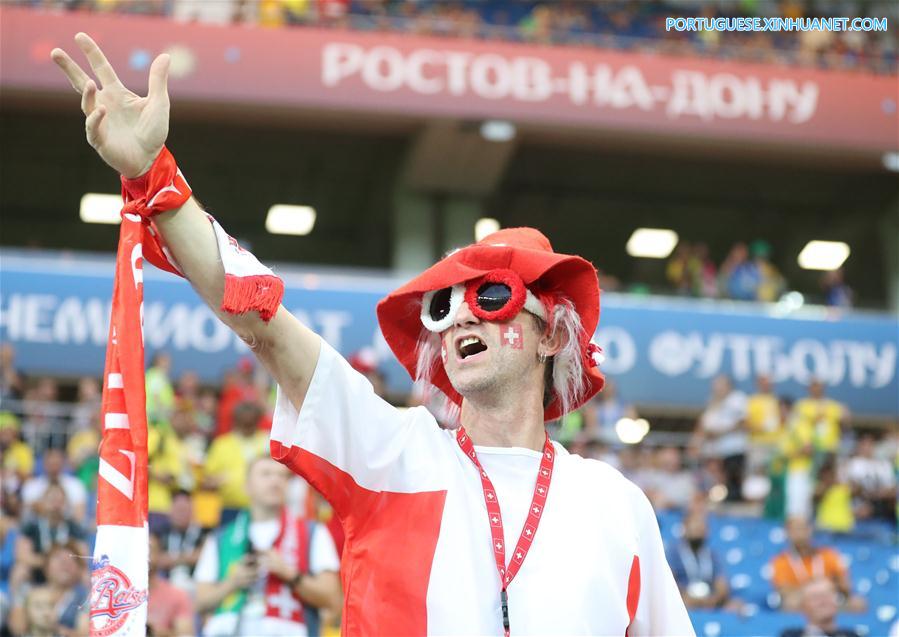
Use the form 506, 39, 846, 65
538, 322, 564, 358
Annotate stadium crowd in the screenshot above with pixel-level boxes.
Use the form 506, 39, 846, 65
13, 0, 899, 74
0, 338, 896, 636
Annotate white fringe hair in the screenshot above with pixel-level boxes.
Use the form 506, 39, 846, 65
413, 295, 588, 422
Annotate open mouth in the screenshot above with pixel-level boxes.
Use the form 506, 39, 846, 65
457, 335, 488, 360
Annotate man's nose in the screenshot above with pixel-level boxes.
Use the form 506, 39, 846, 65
454, 301, 480, 328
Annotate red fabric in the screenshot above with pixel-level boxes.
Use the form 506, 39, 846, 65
215, 379, 262, 436
377, 227, 604, 422
147, 575, 194, 632
625, 555, 641, 636
96, 215, 150, 528
263, 508, 310, 624
271, 440, 445, 636
120, 148, 283, 323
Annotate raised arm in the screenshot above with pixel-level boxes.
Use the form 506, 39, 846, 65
51, 33, 318, 408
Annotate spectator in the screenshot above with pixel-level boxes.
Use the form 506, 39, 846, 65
814, 456, 854, 533
155, 490, 208, 592
751, 240, 786, 302
216, 358, 265, 436
11, 483, 88, 591
666, 508, 738, 610
770, 516, 865, 612
17, 586, 58, 637
148, 409, 194, 530
846, 434, 897, 521
147, 351, 176, 428
821, 269, 854, 308
692, 375, 748, 502
20, 447, 88, 523
147, 531, 196, 637
584, 380, 636, 446
175, 369, 202, 405
194, 456, 341, 636
1, 412, 34, 488
20, 377, 66, 454
203, 401, 268, 525
42, 543, 90, 637
641, 447, 697, 511
70, 376, 101, 433
780, 578, 861, 637
780, 399, 816, 520
720, 242, 757, 300
745, 374, 783, 473
348, 347, 387, 398
66, 409, 101, 493
688, 242, 718, 298
666, 242, 693, 294
0, 343, 24, 402
793, 380, 848, 461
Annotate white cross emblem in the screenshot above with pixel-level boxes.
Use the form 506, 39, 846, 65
487, 492, 495, 500
525, 528, 532, 536
537, 487, 545, 495
541, 469, 549, 476
516, 551, 523, 560
532, 506, 541, 514
269, 585, 299, 618
492, 516, 499, 524
495, 541, 503, 550
503, 327, 520, 346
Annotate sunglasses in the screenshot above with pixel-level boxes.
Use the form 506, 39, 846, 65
420, 269, 546, 333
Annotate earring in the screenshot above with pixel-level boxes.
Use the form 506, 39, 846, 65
538, 352, 547, 364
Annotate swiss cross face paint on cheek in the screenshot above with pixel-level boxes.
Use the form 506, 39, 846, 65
500, 323, 524, 350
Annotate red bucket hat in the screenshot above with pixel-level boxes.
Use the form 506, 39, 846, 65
376, 227, 605, 421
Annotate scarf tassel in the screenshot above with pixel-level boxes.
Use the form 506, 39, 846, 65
222, 274, 284, 322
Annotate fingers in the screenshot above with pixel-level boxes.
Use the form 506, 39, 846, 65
50, 48, 91, 93
147, 54, 170, 104
85, 105, 107, 147
81, 80, 97, 116
74, 32, 122, 89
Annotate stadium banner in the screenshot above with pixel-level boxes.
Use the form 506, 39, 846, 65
1, 6, 896, 154
2, 250, 897, 419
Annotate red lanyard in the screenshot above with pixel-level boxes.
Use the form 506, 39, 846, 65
456, 427, 555, 637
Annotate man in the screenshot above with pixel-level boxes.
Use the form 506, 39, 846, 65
665, 509, 735, 610
770, 516, 865, 612
51, 34, 693, 635
793, 379, 848, 459
147, 532, 196, 637
18, 586, 58, 637
845, 434, 896, 521
692, 375, 748, 502
11, 483, 88, 591
642, 447, 697, 511
8, 542, 90, 637
154, 490, 208, 592
203, 401, 269, 525
20, 447, 87, 523
194, 456, 341, 636
745, 374, 783, 472
780, 578, 860, 637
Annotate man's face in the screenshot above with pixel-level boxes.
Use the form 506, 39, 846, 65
46, 549, 80, 587
43, 450, 65, 477
757, 375, 772, 393
802, 578, 838, 625
440, 301, 546, 400
25, 587, 58, 633
787, 516, 812, 549
247, 458, 289, 509
169, 494, 192, 528
809, 380, 824, 399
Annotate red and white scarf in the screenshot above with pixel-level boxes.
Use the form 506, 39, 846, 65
89, 147, 283, 637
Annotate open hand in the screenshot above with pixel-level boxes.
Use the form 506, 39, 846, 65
51, 33, 170, 178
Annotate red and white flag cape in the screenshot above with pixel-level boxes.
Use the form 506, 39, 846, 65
90, 148, 283, 636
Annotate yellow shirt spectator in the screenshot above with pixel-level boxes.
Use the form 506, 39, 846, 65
148, 425, 190, 514
746, 392, 781, 445
781, 416, 814, 474
203, 431, 267, 509
793, 396, 845, 453
1, 412, 33, 480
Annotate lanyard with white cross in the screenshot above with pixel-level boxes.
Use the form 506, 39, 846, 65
456, 427, 555, 637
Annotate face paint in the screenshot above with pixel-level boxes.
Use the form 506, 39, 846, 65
500, 323, 524, 350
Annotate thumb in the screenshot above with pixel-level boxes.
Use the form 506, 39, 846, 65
147, 53, 170, 103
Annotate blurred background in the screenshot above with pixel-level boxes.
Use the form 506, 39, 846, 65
0, 0, 897, 636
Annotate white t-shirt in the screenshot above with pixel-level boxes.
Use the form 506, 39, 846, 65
700, 391, 748, 458
195, 518, 339, 637
21, 474, 87, 517
270, 339, 695, 636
